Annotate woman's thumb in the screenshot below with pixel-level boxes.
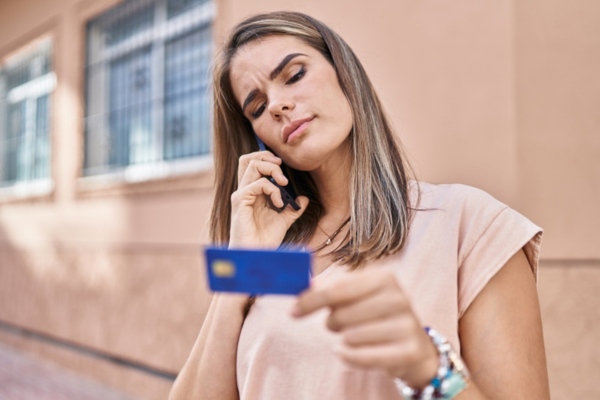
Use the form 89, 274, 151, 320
282, 196, 309, 226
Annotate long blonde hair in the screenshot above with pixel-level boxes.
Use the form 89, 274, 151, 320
210, 11, 414, 268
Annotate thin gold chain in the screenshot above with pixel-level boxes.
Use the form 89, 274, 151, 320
312, 217, 351, 253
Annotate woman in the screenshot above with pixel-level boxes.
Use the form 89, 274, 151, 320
170, 11, 550, 400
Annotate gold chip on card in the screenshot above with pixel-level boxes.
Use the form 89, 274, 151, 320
212, 260, 236, 277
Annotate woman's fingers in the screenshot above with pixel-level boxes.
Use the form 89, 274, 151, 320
238, 151, 280, 172
342, 317, 411, 346
239, 160, 289, 188
292, 269, 399, 318
231, 177, 285, 209
280, 195, 310, 221
337, 328, 439, 386
236, 151, 304, 214
229, 151, 308, 248
326, 289, 409, 332
334, 340, 422, 373
232, 179, 308, 214
291, 268, 434, 379
237, 152, 284, 187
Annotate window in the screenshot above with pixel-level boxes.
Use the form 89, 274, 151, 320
84, 0, 213, 177
0, 39, 54, 189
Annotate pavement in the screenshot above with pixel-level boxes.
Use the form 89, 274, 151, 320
0, 342, 137, 400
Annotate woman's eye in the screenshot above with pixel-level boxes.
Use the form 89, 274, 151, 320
251, 104, 266, 119
286, 66, 305, 84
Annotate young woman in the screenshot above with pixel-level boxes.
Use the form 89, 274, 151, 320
170, 11, 550, 400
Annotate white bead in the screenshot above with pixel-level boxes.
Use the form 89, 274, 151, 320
440, 343, 451, 353
422, 385, 435, 400
401, 386, 415, 397
441, 379, 451, 393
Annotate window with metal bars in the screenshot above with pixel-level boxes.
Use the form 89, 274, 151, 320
84, 0, 213, 177
0, 39, 54, 188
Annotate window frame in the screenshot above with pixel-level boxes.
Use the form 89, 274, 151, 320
82, 0, 215, 183
0, 37, 55, 200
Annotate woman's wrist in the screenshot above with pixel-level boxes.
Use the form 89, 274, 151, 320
395, 327, 469, 400
397, 339, 440, 389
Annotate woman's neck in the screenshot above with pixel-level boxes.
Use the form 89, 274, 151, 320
309, 141, 352, 221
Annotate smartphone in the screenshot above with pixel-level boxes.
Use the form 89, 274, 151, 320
255, 135, 301, 212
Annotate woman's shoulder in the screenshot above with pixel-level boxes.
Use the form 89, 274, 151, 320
406, 181, 543, 295
409, 180, 507, 215
407, 180, 542, 272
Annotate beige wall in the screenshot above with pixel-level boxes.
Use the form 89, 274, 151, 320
219, 1, 520, 204
0, 1, 216, 399
220, 0, 600, 259
515, 1, 600, 259
0, 0, 598, 399
538, 261, 600, 399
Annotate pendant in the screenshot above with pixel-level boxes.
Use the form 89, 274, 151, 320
325, 238, 332, 246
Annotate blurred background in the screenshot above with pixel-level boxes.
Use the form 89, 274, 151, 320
0, 0, 598, 399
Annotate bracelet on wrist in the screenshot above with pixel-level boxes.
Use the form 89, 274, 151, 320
394, 327, 469, 400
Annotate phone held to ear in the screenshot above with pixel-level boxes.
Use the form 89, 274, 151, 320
255, 135, 301, 212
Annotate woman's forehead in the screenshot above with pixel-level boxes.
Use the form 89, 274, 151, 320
231, 35, 312, 72
229, 35, 314, 101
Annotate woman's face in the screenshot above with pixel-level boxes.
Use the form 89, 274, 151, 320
229, 35, 353, 171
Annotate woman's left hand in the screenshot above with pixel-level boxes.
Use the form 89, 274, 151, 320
292, 268, 439, 389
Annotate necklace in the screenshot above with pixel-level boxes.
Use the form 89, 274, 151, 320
312, 217, 351, 253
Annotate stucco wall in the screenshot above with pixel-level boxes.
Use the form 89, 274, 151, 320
0, 1, 598, 399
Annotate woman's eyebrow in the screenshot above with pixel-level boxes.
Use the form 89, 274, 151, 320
241, 53, 307, 113
242, 89, 259, 114
269, 53, 306, 80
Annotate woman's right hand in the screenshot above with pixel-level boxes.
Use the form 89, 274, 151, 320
229, 150, 309, 249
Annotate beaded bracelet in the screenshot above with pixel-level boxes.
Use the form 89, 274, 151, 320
394, 327, 469, 400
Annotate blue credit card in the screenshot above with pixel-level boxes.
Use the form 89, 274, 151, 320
204, 247, 311, 295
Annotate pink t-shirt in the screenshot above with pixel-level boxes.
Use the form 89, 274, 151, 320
236, 182, 543, 399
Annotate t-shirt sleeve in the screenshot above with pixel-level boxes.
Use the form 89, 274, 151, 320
456, 190, 543, 319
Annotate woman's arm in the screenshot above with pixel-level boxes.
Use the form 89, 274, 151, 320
169, 293, 247, 400
457, 249, 550, 399
293, 248, 550, 399
170, 151, 309, 399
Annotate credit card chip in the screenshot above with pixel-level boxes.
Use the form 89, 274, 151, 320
212, 260, 236, 277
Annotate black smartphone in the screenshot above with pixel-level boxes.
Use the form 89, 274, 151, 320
255, 136, 301, 212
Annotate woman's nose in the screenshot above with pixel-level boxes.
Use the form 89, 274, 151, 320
268, 94, 294, 119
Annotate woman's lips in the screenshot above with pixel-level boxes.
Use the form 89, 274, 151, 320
283, 117, 314, 144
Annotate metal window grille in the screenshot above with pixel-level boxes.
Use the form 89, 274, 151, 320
84, 0, 213, 176
0, 39, 54, 187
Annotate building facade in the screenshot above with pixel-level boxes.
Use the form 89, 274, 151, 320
0, 0, 599, 399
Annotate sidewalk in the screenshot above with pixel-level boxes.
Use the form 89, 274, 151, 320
0, 342, 137, 400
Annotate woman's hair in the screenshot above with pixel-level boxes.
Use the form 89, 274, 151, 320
210, 11, 414, 267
